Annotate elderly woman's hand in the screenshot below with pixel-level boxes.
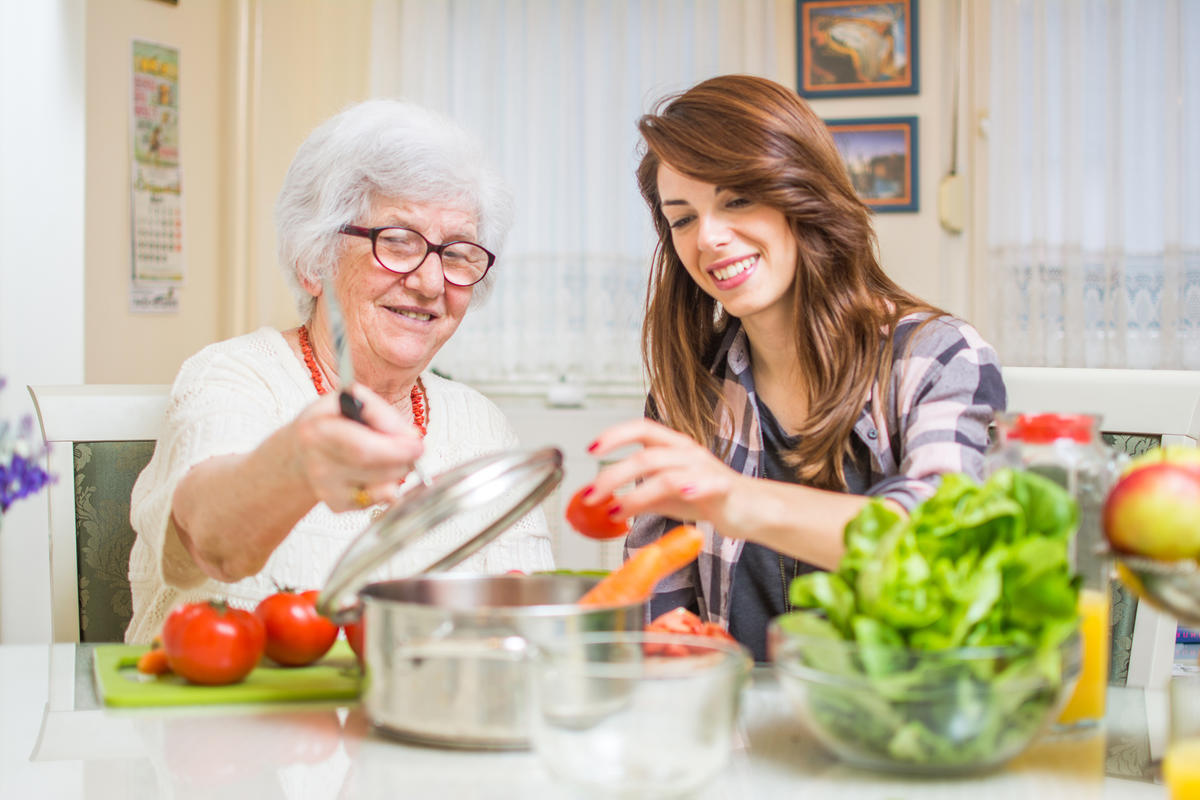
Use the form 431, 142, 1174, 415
582, 418, 752, 532
291, 385, 425, 512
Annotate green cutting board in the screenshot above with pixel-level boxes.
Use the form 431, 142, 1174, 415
94, 641, 362, 707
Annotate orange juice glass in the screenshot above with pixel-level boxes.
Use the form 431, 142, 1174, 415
1055, 587, 1110, 729
1167, 676, 1200, 800
1164, 738, 1200, 800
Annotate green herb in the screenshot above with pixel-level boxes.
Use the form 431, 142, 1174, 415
777, 469, 1081, 769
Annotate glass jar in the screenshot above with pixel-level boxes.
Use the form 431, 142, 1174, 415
985, 412, 1124, 731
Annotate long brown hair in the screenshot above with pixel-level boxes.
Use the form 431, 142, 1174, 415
636, 74, 942, 490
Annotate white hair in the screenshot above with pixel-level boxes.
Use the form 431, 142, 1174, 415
274, 99, 514, 318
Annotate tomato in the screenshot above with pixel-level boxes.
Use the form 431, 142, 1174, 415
698, 621, 738, 644
565, 487, 629, 539
161, 600, 266, 685
646, 606, 705, 635
645, 607, 737, 656
136, 646, 171, 676
254, 589, 339, 667
343, 619, 365, 667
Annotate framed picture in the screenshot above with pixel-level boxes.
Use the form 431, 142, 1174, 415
797, 0, 919, 97
825, 116, 918, 212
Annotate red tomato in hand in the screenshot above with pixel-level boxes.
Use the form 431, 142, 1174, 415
343, 619, 365, 667
254, 589, 339, 666
565, 487, 629, 539
161, 600, 266, 685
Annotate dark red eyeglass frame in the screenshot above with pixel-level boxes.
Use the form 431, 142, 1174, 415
339, 224, 496, 286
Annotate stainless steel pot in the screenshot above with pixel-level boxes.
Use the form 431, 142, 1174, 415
317, 448, 642, 750
358, 573, 643, 749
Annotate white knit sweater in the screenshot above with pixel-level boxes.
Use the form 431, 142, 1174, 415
125, 327, 554, 643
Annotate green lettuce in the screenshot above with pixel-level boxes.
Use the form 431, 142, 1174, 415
779, 468, 1081, 769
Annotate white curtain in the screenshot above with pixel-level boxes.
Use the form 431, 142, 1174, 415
986, 0, 1200, 369
370, 0, 780, 391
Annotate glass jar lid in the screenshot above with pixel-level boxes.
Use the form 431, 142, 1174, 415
317, 447, 563, 623
1005, 413, 1099, 444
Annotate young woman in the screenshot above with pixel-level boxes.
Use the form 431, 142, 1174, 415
581, 75, 1005, 660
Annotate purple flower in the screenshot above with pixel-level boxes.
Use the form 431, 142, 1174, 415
0, 452, 51, 513
0, 377, 52, 515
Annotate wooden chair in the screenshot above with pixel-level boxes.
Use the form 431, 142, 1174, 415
27, 384, 170, 643
1003, 366, 1200, 690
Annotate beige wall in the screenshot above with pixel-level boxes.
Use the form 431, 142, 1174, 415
1, 0, 87, 644
84, 0, 971, 384
85, 0, 372, 384
84, 0, 228, 382
240, 1, 372, 336
805, 1, 973, 318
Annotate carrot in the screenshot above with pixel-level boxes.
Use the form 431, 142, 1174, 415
136, 637, 171, 676
579, 524, 704, 607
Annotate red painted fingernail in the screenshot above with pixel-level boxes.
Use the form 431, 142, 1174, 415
607, 504, 623, 517
587, 440, 600, 453
581, 486, 595, 499
680, 485, 697, 497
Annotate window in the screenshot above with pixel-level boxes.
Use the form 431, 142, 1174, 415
370, 0, 785, 391
984, 0, 1199, 369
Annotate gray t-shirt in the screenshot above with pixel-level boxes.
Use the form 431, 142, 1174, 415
727, 396, 870, 662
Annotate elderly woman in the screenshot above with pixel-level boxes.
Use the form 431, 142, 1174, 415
125, 100, 554, 643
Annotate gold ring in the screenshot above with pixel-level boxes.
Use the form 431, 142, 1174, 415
353, 486, 372, 509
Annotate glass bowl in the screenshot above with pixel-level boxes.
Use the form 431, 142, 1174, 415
529, 631, 752, 798
767, 614, 1082, 776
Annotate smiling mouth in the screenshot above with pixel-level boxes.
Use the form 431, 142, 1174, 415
387, 306, 434, 322
710, 255, 757, 281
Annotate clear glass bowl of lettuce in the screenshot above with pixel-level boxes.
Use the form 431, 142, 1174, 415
768, 616, 1080, 774
767, 469, 1086, 775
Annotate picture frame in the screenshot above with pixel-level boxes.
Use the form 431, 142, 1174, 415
825, 116, 918, 212
797, 0, 919, 98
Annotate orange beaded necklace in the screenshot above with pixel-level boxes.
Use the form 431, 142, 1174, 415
297, 324, 427, 437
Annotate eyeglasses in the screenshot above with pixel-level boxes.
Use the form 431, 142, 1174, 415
339, 224, 496, 287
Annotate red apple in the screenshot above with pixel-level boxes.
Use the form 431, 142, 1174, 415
1122, 445, 1200, 478
1103, 462, 1200, 559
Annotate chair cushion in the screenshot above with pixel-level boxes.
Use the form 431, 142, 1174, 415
74, 440, 156, 643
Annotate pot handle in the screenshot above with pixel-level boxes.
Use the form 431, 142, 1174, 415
319, 594, 363, 627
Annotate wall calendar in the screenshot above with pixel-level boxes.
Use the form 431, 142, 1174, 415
130, 40, 183, 313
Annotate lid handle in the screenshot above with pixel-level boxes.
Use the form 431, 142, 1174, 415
317, 447, 564, 621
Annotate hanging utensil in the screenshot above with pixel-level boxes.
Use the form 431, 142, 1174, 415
322, 275, 431, 485
321, 275, 366, 422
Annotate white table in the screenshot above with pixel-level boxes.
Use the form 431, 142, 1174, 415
0, 644, 1170, 799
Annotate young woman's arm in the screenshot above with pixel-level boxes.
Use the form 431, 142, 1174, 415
585, 419, 887, 569
585, 320, 1005, 566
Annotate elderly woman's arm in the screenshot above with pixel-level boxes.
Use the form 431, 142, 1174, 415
171, 387, 423, 583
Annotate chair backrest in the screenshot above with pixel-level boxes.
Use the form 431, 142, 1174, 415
28, 384, 170, 643
1003, 366, 1200, 690
1003, 366, 1200, 444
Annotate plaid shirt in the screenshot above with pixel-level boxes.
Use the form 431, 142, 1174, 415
625, 313, 1007, 628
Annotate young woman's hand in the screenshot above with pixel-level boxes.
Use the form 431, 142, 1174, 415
581, 418, 874, 569
290, 385, 425, 512
581, 418, 753, 531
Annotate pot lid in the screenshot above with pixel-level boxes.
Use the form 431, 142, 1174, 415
317, 447, 563, 624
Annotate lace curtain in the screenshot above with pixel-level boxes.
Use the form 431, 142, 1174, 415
985, 0, 1200, 369
369, 0, 781, 391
